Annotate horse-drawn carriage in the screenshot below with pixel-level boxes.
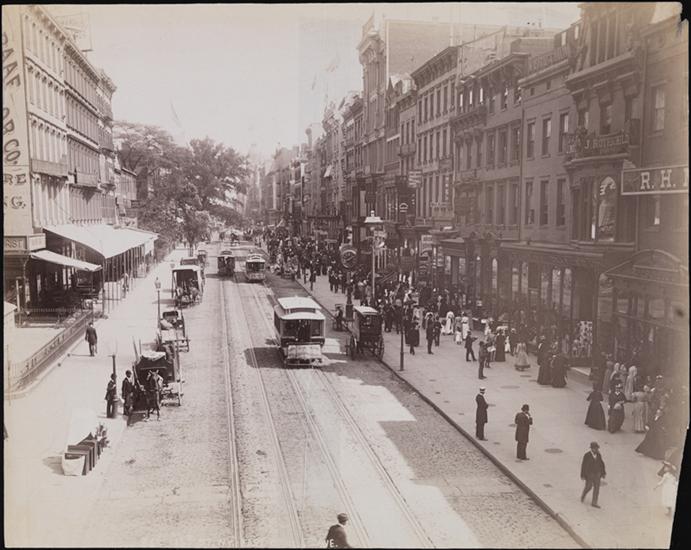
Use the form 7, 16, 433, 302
196, 249, 208, 268
157, 309, 190, 352
273, 297, 325, 367
346, 306, 384, 359
172, 265, 204, 308
130, 345, 183, 414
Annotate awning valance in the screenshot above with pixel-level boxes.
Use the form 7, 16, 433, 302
30, 249, 102, 272
44, 224, 158, 259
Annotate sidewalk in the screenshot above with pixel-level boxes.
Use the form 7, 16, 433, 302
3, 248, 185, 547
298, 275, 675, 549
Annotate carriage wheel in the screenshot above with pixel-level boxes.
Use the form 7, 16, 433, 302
349, 335, 356, 359
375, 336, 384, 359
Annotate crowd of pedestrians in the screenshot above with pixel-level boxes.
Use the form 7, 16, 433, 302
263, 228, 685, 513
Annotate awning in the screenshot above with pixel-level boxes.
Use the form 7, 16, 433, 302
30, 249, 102, 272
44, 224, 158, 259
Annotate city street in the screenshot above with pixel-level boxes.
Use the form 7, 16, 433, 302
5, 244, 578, 547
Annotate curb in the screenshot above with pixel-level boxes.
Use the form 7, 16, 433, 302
296, 278, 590, 549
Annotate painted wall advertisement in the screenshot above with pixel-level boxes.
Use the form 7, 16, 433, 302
3, 6, 34, 238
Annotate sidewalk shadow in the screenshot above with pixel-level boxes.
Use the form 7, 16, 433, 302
42, 455, 64, 476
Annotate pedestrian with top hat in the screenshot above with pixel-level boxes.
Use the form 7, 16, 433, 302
475, 387, 489, 440
580, 441, 606, 508
325, 513, 351, 548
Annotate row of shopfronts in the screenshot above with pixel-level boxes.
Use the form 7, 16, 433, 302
4, 225, 158, 319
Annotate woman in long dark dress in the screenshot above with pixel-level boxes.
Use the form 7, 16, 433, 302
607, 384, 627, 433
636, 391, 673, 459
537, 350, 552, 385
550, 353, 568, 388
585, 384, 607, 430
494, 331, 506, 362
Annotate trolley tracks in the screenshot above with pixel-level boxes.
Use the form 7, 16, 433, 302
242, 279, 433, 548
223, 274, 305, 548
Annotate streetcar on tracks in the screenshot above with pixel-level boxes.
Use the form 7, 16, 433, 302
346, 305, 384, 359
217, 250, 235, 277
244, 254, 266, 282
273, 297, 325, 367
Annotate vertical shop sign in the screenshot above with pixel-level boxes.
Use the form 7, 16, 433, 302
3, 6, 33, 236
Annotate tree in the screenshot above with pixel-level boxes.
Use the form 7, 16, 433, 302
113, 121, 179, 175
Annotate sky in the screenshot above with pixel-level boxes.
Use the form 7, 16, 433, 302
49, 3, 581, 161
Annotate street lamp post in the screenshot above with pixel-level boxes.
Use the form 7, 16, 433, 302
155, 277, 161, 321
364, 211, 383, 307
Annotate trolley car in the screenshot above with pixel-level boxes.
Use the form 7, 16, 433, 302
217, 250, 235, 277
244, 254, 266, 282
346, 306, 384, 359
273, 297, 325, 367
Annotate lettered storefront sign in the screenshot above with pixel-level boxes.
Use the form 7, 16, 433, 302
621, 165, 689, 195
3, 6, 34, 236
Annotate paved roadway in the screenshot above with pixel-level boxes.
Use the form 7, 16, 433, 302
5, 242, 579, 547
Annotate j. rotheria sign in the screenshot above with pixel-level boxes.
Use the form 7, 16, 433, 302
621, 165, 689, 195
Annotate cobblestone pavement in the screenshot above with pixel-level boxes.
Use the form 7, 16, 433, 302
296, 273, 679, 548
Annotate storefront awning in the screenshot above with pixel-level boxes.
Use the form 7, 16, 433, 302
44, 224, 158, 259
30, 249, 102, 272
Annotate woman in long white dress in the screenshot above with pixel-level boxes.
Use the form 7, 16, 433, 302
515, 341, 530, 370
461, 313, 470, 340
444, 310, 455, 335
654, 463, 678, 516
624, 365, 638, 401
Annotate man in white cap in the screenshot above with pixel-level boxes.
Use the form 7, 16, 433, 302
325, 513, 351, 548
475, 387, 489, 440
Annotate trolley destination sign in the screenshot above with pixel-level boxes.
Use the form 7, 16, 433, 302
621, 164, 689, 195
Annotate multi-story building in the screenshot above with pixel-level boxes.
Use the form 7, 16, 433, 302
603, 6, 688, 381
355, 16, 508, 253
411, 46, 458, 227
3, 5, 156, 318
341, 93, 363, 244
447, 36, 554, 306
496, 26, 578, 350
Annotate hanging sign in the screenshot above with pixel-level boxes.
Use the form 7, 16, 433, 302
621, 165, 688, 195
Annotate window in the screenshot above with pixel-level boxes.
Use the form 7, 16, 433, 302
436, 89, 441, 116
546, 79, 551, 91
476, 135, 483, 168
479, 86, 484, 104
558, 112, 569, 153
525, 180, 534, 224
539, 179, 549, 225
498, 183, 506, 225
542, 118, 551, 155
436, 131, 440, 160
598, 18, 607, 64
607, 14, 616, 59
466, 138, 472, 168
511, 126, 520, 162
527, 121, 535, 158
486, 184, 494, 224
498, 129, 507, 165
644, 195, 661, 227
510, 182, 519, 225
578, 108, 589, 130
443, 85, 448, 112
418, 100, 422, 120
652, 86, 665, 132
514, 86, 521, 104
489, 86, 495, 113
600, 103, 612, 134
556, 178, 566, 226
502, 86, 508, 110
424, 96, 429, 121
442, 129, 447, 157
469, 88, 474, 107
423, 135, 427, 163
487, 133, 495, 167
624, 96, 636, 124
459, 90, 464, 112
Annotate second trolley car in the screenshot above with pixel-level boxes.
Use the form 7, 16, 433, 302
244, 254, 266, 282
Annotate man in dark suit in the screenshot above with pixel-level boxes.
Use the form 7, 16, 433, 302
465, 332, 476, 361
325, 512, 351, 548
475, 387, 488, 440
477, 342, 487, 380
121, 370, 135, 419
580, 441, 606, 508
426, 315, 435, 354
85, 321, 98, 357
515, 404, 533, 460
